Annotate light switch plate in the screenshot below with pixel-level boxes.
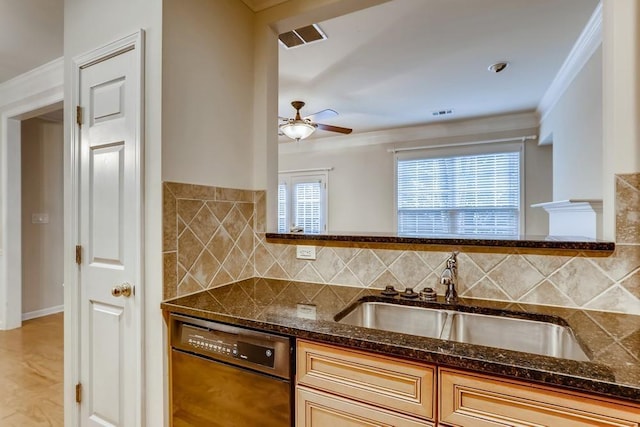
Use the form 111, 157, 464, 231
296, 245, 316, 260
32, 213, 49, 224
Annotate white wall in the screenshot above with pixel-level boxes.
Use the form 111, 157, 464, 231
64, 0, 164, 425
162, 0, 255, 189
279, 114, 551, 235
524, 139, 553, 236
602, 0, 640, 239
21, 117, 64, 317
280, 142, 395, 233
540, 46, 603, 201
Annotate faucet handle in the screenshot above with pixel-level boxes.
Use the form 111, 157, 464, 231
400, 288, 419, 299
381, 285, 399, 297
419, 287, 437, 301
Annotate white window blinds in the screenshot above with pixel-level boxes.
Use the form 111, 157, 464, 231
277, 183, 287, 233
397, 150, 521, 236
293, 180, 323, 233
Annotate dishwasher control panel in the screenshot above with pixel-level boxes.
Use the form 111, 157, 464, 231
183, 327, 238, 356
171, 315, 291, 378
181, 324, 276, 368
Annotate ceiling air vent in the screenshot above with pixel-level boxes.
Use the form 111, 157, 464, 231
279, 24, 327, 49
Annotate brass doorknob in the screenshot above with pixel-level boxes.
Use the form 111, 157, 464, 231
112, 282, 133, 298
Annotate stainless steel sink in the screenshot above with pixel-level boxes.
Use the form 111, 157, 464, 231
337, 302, 449, 339
335, 302, 589, 361
447, 312, 589, 361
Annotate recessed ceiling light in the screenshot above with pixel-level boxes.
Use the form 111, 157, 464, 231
488, 62, 510, 73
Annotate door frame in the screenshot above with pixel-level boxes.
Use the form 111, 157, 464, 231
0, 58, 64, 331
67, 30, 145, 426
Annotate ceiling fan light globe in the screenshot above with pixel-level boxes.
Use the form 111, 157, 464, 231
281, 120, 316, 141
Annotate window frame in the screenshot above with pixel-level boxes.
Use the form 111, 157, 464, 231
394, 142, 525, 236
278, 170, 329, 234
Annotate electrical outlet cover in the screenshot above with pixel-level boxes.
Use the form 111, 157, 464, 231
32, 213, 49, 224
296, 245, 316, 260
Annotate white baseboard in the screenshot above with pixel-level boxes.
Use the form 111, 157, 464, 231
22, 305, 64, 321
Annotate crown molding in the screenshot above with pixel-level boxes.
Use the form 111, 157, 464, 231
0, 57, 63, 110
279, 111, 539, 154
537, 2, 602, 122
241, 0, 287, 12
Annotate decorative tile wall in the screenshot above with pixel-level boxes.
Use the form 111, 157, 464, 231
162, 182, 264, 299
256, 239, 640, 314
163, 173, 640, 315
616, 173, 640, 244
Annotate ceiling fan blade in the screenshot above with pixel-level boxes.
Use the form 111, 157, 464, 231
316, 123, 352, 134
304, 109, 338, 122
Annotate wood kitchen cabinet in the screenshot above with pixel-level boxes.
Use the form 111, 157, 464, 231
296, 340, 435, 426
296, 340, 640, 427
439, 368, 640, 427
297, 387, 432, 426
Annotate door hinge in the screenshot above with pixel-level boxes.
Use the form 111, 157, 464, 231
75, 245, 82, 265
76, 106, 83, 126
75, 383, 82, 403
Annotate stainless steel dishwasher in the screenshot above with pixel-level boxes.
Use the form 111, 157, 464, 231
170, 314, 293, 427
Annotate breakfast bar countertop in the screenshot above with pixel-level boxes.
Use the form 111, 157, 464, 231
161, 277, 640, 403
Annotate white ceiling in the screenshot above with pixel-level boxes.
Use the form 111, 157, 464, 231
0, 0, 599, 138
279, 0, 600, 139
0, 0, 63, 84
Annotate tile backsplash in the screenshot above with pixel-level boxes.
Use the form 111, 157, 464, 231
163, 173, 640, 315
162, 182, 265, 299
255, 239, 640, 314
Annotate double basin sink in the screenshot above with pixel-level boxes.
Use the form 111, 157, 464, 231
335, 301, 589, 362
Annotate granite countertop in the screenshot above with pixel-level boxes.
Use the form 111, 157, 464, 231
265, 232, 615, 252
161, 277, 640, 403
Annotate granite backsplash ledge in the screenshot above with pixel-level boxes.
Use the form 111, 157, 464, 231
162, 173, 640, 314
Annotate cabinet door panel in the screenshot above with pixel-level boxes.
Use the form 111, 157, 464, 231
439, 369, 640, 427
297, 340, 435, 420
297, 386, 432, 427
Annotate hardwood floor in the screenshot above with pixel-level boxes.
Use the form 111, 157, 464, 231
0, 313, 63, 426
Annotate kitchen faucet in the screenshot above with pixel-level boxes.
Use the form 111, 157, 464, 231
440, 251, 459, 304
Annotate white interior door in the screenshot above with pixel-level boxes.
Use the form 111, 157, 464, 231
75, 33, 143, 427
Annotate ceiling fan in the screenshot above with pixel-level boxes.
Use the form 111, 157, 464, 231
279, 100, 353, 142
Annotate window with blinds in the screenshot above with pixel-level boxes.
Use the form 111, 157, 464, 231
397, 150, 521, 236
293, 181, 323, 233
278, 172, 328, 233
277, 183, 287, 233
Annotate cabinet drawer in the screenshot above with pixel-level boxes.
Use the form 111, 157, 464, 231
439, 368, 640, 427
297, 340, 435, 421
297, 386, 433, 427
